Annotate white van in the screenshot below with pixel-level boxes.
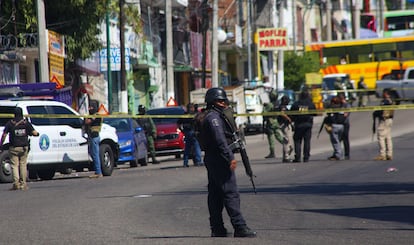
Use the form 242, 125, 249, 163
244, 89, 264, 134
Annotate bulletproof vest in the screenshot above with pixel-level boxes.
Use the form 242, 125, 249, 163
381, 98, 394, 119
292, 100, 313, 125
10, 119, 30, 147
276, 105, 290, 125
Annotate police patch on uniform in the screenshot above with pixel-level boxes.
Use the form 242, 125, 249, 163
212, 118, 219, 127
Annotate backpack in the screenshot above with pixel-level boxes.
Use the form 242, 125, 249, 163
193, 109, 209, 151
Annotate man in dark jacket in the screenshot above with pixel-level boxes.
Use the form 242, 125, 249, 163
177, 103, 202, 167
0, 107, 39, 190
201, 87, 256, 238
291, 90, 316, 162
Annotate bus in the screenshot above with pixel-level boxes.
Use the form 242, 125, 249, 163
383, 10, 414, 37
305, 35, 414, 89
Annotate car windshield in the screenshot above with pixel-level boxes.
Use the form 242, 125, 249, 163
277, 90, 295, 105
147, 107, 185, 125
103, 118, 130, 132
323, 76, 353, 90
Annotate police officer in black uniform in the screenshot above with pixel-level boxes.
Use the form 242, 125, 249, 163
291, 90, 316, 162
201, 87, 256, 238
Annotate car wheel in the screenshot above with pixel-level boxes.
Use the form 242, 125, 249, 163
37, 169, 55, 180
0, 151, 13, 183
28, 170, 38, 180
60, 168, 73, 175
138, 154, 148, 166
130, 159, 138, 168
100, 144, 114, 176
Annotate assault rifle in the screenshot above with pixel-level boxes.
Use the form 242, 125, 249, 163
221, 107, 256, 194
317, 116, 330, 139
229, 132, 257, 194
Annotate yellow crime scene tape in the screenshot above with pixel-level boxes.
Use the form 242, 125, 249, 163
0, 103, 413, 120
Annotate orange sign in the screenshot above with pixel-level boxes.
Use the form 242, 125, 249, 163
166, 97, 178, 107
97, 104, 109, 115
49, 53, 65, 87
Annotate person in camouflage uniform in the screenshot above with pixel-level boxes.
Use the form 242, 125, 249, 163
263, 101, 284, 159
137, 105, 160, 164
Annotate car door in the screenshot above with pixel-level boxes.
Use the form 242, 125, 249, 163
402, 69, 414, 98
132, 119, 147, 160
48, 105, 89, 163
25, 105, 59, 164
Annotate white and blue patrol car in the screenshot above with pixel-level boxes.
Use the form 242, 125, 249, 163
0, 100, 119, 182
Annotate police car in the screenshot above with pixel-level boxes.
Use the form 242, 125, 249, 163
0, 100, 119, 183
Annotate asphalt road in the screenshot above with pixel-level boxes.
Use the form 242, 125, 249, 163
0, 109, 413, 245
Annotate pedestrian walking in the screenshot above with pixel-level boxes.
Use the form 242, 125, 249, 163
200, 87, 256, 238
136, 105, 160, 164
291, 90, 316, 162
276, 95, 294, 162
85, 101, 103, 178
263, 101, 284, 159
338, 94, 351, 159
373, 89, 394, 160
177, 103, 203, 167
0, 107, 39, 190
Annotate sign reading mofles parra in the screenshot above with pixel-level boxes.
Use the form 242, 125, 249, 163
257, 28, 288, 51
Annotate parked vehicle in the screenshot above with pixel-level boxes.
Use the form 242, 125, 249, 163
103, 117, 148, 167
376, 67, 414, 104
0, 100, 119, 183
322, 73, 356, 107
146, 106, 185, 158
275, 89, 296, 109
244, 88, 263, 134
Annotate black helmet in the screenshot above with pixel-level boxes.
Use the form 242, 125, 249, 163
281, 95, 290, 105
205, 87, 228, 104
138, 105, 146, 114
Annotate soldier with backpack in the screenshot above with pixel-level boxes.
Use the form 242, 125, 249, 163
0, 107, 39, 190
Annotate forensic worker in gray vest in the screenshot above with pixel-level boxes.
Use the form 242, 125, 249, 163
0, 107, 39, 190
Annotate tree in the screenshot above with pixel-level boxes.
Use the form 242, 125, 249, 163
0, 1, 140, 63
283, 51, 320, 91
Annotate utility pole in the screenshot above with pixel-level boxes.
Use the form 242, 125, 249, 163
211, 0, 219, 87
36, 0, 49, 82
119, 0, 128, 113
106, 0, 112, 113
292, 0, 297, 53
352, 0, 360, 39
277, 0, 284, 90
326, 0, 332, 41
166, 0, 175, 100
247, 0, 252, 83
201, 0, 209, 88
